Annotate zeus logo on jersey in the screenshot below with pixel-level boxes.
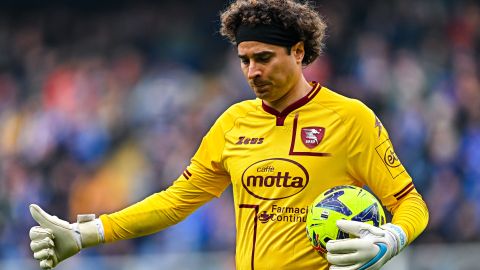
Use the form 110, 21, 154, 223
242, 158, 309, 200
236, 136, 264, 145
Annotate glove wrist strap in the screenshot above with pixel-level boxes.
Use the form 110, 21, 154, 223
381, 223, 407, 255
76, 214, 105, 248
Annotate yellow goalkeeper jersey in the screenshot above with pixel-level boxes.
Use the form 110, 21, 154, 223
100, 82, 428, 270
178, 82, 427, 269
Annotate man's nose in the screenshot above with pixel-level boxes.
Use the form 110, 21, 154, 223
247, 62, 261, 79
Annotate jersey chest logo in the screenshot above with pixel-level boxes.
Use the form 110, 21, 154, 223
301, 127, 325, 149
241, 158, 309, 200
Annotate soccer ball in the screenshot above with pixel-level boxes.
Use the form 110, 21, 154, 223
305, 185, 386, 256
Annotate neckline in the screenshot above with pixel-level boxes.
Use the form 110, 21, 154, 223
261, 82, 321, 126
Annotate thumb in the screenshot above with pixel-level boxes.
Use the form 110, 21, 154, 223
29, 204, 71, 230
336, 219, 384, 238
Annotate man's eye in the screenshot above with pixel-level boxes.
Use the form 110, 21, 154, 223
258, 56, 271, 63
240, 58, 249, 65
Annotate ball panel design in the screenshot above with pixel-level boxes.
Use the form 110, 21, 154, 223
306, 185, 386, 256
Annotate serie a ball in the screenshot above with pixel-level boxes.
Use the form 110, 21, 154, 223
305, 185, 386, 256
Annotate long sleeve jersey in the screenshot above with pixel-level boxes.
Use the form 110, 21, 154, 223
100, 82, 429, 270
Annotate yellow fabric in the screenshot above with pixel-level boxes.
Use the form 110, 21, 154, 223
391, 190, 429, 243
100, 83, 428, 270
100, 178, 215, 242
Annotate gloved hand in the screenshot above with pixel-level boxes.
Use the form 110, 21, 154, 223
29, 204, 104, 269
326, 220, 407, 270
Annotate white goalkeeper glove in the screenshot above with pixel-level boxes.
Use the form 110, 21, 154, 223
29, 204, 105, 269
326, 220, 407, 270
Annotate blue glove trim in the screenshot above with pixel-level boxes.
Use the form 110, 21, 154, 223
358, 243, 387, 270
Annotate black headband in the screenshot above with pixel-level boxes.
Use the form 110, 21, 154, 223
235, 21, 301, 47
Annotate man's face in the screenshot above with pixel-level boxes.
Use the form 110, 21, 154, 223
237, 41, 302, 104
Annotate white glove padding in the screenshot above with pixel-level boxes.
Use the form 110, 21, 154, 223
29, 204, 104, 269
326, 220, 407, 270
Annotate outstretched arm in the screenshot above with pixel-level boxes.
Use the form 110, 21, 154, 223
30, 105, 234, 269
29, 177, 216, 269
101, 177, 216, 242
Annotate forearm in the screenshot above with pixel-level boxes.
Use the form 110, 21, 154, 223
100, 178, 216, 242
390, 190, 429, 243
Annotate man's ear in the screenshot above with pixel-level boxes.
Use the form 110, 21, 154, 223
291, 41, 305, 64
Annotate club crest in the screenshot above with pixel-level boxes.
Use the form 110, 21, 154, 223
301, 127, 325, 149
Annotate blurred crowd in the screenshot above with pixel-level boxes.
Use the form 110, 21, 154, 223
1, 0, 480, 261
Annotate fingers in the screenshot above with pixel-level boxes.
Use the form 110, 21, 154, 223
33, 248, 55, 260
327, 252, 358, 266
30, 244, 58, 269
39, 259, 54, 270
30, 226, 54, 241
327, 238, 372, 254
30, 225, 58, 269
32, 246, 58, 269
327, 249, 373, 266
327, 238, 380, 268
329, 264, 362, 270
31, 237, 55, 252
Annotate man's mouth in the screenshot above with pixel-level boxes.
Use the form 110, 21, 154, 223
252, 81, 270, 88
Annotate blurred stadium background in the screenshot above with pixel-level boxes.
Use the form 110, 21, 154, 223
0, 0, 479, 269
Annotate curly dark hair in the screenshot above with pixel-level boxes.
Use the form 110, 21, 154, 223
220, 0, 327, 66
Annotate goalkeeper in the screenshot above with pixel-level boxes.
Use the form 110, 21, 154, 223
29, 0, 429, 269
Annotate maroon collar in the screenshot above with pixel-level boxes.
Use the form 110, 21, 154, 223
262, 82, 321, 126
